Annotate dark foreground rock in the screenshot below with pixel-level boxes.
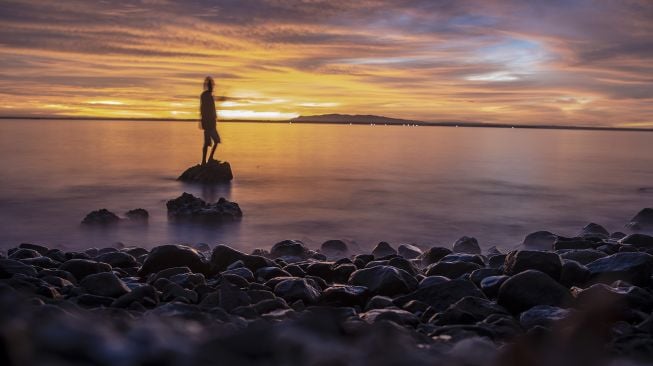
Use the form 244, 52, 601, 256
178, 160, 233, 183
166, 192, 242, 220
3, 213, 653, 366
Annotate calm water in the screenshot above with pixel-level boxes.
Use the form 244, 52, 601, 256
0, 119, 651, 253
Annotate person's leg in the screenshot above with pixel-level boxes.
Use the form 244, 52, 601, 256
208, 129, 219, 162
202, 130, 210, 164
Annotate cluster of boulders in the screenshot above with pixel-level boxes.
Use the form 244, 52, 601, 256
81, 208, 149, 225
178, 160, 233, 183
166, 192, 242, 220
1, 220, 653, 365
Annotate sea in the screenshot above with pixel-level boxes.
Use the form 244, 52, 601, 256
0, 119, 651, 253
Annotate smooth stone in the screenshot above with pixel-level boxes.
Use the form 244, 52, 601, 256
419, 247, 452, 266
371, 242, 397, 258
586, 252, 653, 286
440, 253, 485, 266
319, 285, 369, 307
177, 160, 233, 183
365, 295, 395, 310
348, 265, 417, 296
394, 279, 486, 312
305, 262, 336, 282
559, 249, 606, 265
497, 270, 572, 314
574, 283, 653, 313
553, 237, 597, 251
625, 208, 653, 231
96, 251, 138, 268
18, 243, 49, 255
619, 234, 653, 249
332, 263, 357, 283
469, 268, 503, 286
431, 296, 509, 325
320, 240, 349, 257
480, 275, 509, 298
273, 278, 321, 304
139, 244, 207, 276
222, 267, 255, 282
519, 305, 570, 329
579, 223, 610, 239
80, 272, 130, 298
0, 259, 38, 278
9, 248, 41, 260
397, 244, 422, 259
418, 276, 450, 288
452, 236, 481, 255
59, 259, 111, 281
360, 308, 419, 326
504, 250, 563, 280
559, 259, 590, 287
488, 255, 506, 268
387, 257, 417, 275
270, 239, 309, 260
425, 261, 481, 279
256, 266, 291, 282
210, 245, 275, 272
522, 231, 557, 250
112, 284, 159, 308
20, 256, 59, 269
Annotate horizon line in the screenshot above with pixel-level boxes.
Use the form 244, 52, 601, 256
0, 115, 651, 133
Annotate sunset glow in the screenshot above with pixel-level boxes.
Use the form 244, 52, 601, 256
1, 0, 652, 126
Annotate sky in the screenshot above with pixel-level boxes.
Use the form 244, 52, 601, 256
0, 0, 652, 127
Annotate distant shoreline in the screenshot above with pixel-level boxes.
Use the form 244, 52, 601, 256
1, 115, 651, 132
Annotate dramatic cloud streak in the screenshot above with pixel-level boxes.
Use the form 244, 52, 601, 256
0, 0, 651, 126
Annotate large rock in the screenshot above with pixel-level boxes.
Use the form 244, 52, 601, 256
125, 208, 149, 222
579, 223, 610, 239
425, 261, 481, 279
626, 208, 653, 231
371, 242, 396, 258
59, 259, 111, 281
320, 240, 349, 258
96, 252, 138, 268
559, 249, 606, 265
139, 245, 208, 276
419, 247, 452, 266
0, 259, 38, 278
319, 285, 369, 307
497, 270, 572, 314
522, 231, 557, 250
348, 265, 417, 296
210, 245, 275, 272
270, 240, 309, 260
81, 209, 120, 225
397, 244, 422, 259
619, 234, 653, 250
178, 160, 233, 183
586, 252, 653, 286
80, 272, 130, 298
273, 278, 321, 304
519, 305, 570, 329
452, 236, 481, 254
360, 308, 419, 326
166, 192, 242, 220
394, 279, 486, 312
504, 250, 563, 280
431, 296, 508, 325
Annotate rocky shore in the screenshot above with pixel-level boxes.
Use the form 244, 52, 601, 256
2, 218, 653, 365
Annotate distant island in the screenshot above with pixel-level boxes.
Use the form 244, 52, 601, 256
291, 114, 653, 132
1, 114, 652, 132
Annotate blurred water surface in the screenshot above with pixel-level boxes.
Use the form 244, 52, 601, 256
0, 119, 651, 252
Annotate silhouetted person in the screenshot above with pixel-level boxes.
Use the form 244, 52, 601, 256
200, 76, 220, 164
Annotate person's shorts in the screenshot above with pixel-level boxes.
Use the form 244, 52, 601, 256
204, 129, 220, 147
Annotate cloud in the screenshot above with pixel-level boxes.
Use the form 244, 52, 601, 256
0, 0, 651, 126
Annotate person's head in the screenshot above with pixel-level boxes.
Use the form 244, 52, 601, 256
204, 76, 214, 93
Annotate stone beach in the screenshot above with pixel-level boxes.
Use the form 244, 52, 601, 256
2, 211, 653, 365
